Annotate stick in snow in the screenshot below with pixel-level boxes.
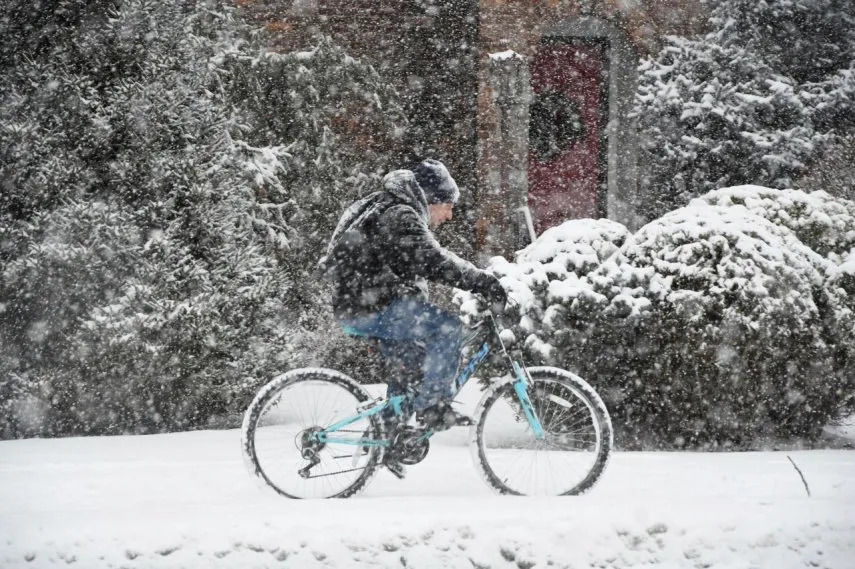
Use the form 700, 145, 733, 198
786, 455, 811, 497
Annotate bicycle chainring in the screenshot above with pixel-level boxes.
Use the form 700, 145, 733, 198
390, 426, 430, 466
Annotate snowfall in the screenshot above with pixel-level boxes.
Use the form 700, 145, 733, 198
1, 380, 853, 569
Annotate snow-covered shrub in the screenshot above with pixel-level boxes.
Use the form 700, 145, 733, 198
693, 185, 855, 260
0, 1, 288, 436
635, 0, 855, 219
517, 218, 630, 268
457, 218, 632, 388
599, 204, 850, 446
469, 219, 630, 346
465, 189, 855, 448
694, 187, 855, 413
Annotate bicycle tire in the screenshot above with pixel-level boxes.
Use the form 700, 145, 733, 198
241, 368, 384, 499
470, 366, 613, 496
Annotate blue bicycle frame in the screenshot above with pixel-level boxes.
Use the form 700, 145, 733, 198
315, 314, 545, 448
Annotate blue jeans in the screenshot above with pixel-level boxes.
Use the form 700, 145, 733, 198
340, 298, 463, 411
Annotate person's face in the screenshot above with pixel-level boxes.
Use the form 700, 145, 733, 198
428, 202, 454, 229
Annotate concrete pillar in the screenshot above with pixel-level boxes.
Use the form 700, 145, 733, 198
483, 50, 535, 258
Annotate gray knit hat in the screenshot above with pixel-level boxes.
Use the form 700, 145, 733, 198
411, 159, 460, 204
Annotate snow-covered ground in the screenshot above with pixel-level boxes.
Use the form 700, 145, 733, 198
2, 385, 854, 569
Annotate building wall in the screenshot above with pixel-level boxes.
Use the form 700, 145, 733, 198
475, 0, 707, 256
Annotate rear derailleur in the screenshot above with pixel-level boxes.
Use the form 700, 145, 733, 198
297, 427, 324, 479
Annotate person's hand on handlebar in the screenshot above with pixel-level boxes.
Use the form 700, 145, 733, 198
478, 273, 508, 313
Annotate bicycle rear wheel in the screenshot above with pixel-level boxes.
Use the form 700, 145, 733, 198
241, 368, 383, 499
471, 366, 612, 496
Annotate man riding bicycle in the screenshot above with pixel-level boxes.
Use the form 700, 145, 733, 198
319, 159, 507, 433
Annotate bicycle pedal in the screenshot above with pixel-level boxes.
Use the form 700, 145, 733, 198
384, 460, 407, 479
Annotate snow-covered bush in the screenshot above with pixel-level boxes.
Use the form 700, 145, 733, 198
635, 0, 855, 219
0, 1, 404, 437
0, 0, 292, 436
460, 220, 630, 361
693, 187, 855, 413
464, 188, 855, 448
694, 185, 855, 260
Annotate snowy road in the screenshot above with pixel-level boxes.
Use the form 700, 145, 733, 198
1, 426, 854, 569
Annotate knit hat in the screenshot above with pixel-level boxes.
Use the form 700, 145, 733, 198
411, 159, 460, 204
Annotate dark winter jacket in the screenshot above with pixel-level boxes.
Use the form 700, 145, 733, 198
319, 170, 494, 319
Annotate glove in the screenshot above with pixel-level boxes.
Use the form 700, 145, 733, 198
478, 274, 507, 310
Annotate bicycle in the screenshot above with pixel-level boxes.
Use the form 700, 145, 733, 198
241, 307, 613, 499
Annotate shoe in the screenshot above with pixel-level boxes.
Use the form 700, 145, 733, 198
445, 406, 474, 427
417, 401, 473, 431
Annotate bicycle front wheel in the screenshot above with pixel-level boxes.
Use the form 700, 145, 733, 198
471, 366, 612, 496
241, 368, 383, 499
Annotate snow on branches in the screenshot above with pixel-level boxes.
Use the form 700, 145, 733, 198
634, 0, 855, 219
0, 1, 405, 437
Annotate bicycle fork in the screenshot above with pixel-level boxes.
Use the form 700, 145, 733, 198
512, 361, 545, 439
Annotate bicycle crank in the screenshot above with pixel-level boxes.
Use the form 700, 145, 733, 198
389, 426, 430, 466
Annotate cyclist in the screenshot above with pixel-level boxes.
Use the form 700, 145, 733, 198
319, 159, 507, 433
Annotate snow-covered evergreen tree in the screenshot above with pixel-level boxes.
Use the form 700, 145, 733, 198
635, 0, 855, 219
217, 34, 407, 275
0, 0, 405, 437
797, 132, 855, 202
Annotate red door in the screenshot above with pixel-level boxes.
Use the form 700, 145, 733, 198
528, 41, 607, 234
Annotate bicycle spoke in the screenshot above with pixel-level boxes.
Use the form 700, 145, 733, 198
477, 375, 606, 496
244, 372, 384, 499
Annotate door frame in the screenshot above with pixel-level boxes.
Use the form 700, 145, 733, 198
538, 16, 640, 230
535, 35, 610, 220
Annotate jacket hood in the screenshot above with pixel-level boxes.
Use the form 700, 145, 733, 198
382, 170, 429, 221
